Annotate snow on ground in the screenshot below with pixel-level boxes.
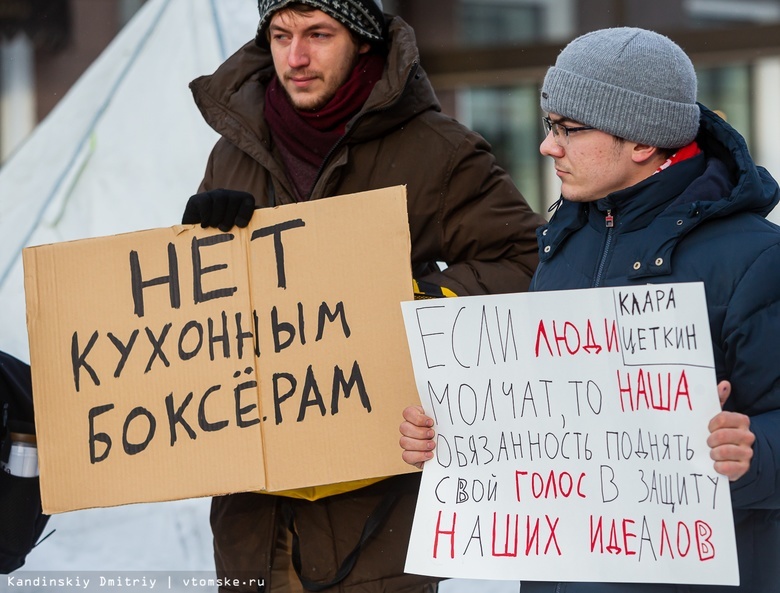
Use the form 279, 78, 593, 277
10, 497, 520, 592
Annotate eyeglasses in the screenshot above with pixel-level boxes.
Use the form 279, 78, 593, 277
542, 116, 595, 145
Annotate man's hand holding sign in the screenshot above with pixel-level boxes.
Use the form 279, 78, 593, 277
707, 382, 755, 483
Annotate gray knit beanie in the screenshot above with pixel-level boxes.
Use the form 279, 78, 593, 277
541, 27, 700, 148
256, 0, 384, 48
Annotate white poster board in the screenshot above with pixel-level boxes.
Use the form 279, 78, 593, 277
400, 282, 739, 586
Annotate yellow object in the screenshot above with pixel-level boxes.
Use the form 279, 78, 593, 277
412, 279, 457, 299
270, 477, 387, 501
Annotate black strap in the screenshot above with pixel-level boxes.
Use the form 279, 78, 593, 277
282, 490, 399, 592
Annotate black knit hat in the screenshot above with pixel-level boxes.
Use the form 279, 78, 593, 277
256, 0, 385, 47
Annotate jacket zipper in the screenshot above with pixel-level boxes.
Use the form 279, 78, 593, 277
593, 209, 614, 287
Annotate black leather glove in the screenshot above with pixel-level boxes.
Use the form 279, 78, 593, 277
182, 189, 256, 232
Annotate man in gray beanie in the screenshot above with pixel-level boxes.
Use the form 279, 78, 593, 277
541, 27, 700, 150
401, 27, 780, 593
182, 1, 543, 592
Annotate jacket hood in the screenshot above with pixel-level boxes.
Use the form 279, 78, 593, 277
603, 104, 780, 222
695, 104, 780, 218
346, 15, 441, 141
188, 15, 440, 151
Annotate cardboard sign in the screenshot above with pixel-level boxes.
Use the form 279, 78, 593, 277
24, 186, 417, 514
401, 283, 739, 586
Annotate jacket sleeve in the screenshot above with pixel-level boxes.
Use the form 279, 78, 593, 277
195, 142, 219, 193
721, 241, 780, 509
730, 409, 780, 508
416, 130, 546, 297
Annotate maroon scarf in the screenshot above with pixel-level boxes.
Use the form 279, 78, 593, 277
264, 53, 385, 200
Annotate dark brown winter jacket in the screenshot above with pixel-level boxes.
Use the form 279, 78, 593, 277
189, 16, 544, 298
189, 15, 544, 592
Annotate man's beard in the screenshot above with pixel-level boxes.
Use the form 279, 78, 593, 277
285, 89, 329, 112
282, 73, 333, 112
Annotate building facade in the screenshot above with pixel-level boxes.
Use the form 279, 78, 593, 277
0, 0, 143, 161
398, 0, 780, 212
2, 0, 780, 214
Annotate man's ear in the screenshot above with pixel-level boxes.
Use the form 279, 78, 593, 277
631, 143, 663, 165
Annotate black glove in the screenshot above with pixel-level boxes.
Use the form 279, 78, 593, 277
182, 189, 256, 232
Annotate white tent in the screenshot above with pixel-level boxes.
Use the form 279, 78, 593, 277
1, 0, 257, 578
0, 0, 257, 363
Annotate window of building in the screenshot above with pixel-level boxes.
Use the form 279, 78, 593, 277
697, 64, 752, 147
459, 1, 544, 45
685, 0, 780, 27
458, 84, 545, 212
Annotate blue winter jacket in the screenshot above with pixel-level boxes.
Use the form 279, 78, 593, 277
526, 105, 780, 593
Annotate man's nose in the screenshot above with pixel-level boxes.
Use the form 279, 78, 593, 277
288, 37, 310, 68
540, 131, 563, 157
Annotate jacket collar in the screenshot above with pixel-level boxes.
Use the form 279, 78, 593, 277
539, 154, 705, 267
538, 104, 780, 278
